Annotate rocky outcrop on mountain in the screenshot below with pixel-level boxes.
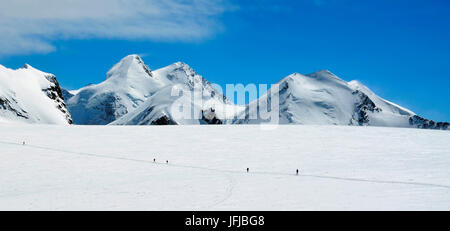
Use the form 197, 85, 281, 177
409, 115, 449, 130
0, 64, 73, 124
0, 96, 28, 119
41, 73, 73, 124
150, 115, 178, 125
201, 108, 223, 124
351, 90, 381, 126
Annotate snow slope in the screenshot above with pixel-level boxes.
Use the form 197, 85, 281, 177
68, 55, 242, 125
1, 124, 449, 210
0, 64, 72, 124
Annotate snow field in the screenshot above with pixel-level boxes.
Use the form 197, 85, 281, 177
1, 124, 449, 210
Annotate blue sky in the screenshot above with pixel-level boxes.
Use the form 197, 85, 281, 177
0, 0, 449, 121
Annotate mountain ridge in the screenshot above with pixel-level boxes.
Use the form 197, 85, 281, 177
67, 55, 240, 125
0, 55, 448, 129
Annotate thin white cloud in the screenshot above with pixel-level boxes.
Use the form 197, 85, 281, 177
0, 0, 233, 56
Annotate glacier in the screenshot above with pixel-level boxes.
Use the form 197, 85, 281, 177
1, 124, 449, 210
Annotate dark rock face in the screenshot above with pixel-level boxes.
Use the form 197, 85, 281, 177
0, 96, 29, 119
352, 90, 381, 125
151, 115, 177, 125
409, 115, 449, 130
42, 74, 73, 124
201, 108, 223, 124
134, 56, 153, 78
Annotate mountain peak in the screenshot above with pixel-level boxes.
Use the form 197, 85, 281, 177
123, 54, 143, 62
19, 64, 51, 77
174, 61, 186, 65
306, 69, 335, 77
106, 54, 153, 80
304, 69, 348, 83
160, 61, 198, 77
283, 70, 339, 82
279, 70, 341, 84
21, 64, 41, 72
170, 61, 191, 69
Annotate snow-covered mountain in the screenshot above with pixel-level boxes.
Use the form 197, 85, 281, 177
234, 70, 448, 130
67, 55, 155, 124
0, 64, 72, 124
66, 55, 447, 129
3, 54, 442, 129
67, 55, 242, 125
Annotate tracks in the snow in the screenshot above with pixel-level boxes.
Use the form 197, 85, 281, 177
2, 140, 450, 191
